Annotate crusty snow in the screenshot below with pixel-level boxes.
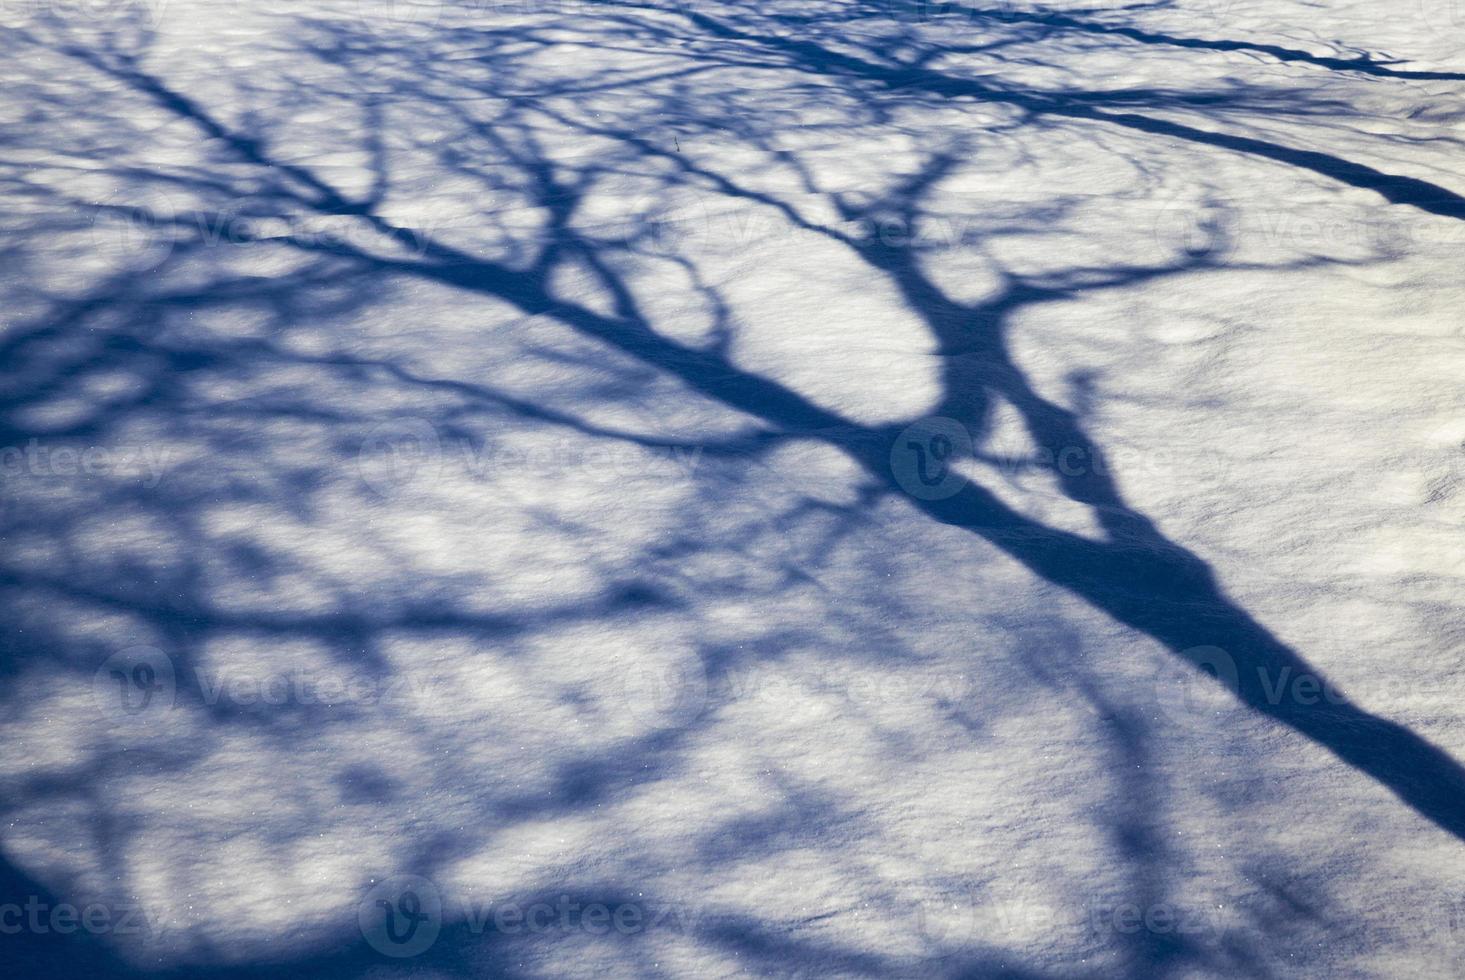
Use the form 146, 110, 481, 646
1, 0, 1463, 977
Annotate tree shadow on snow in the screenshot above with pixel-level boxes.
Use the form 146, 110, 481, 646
2, 2, 1463, 977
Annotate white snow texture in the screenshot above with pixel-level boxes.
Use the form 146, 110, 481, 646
0, 0, 1463, 977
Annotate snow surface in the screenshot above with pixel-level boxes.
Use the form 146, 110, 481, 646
1, 0, 1463, 977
